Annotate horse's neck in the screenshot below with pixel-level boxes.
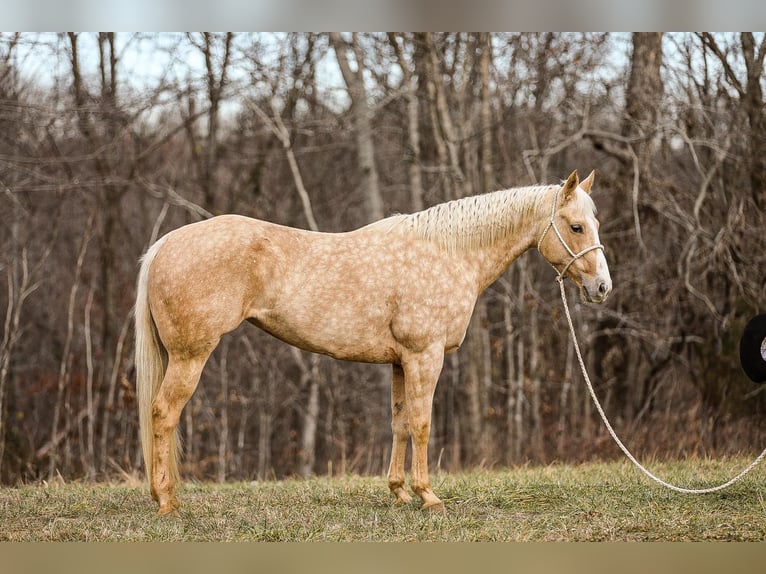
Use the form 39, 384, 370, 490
466, 227, 538, 294
466, 190, 553, 293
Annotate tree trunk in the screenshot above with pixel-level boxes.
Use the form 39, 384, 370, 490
479, 33, 495, 194
388, 33, 424, 212
49, 220, 93, 479
217, 340, 230, 483
0, 252, 35, 479
624, 33, 664, 145
297, 354, 320, 478
623, 32, 664, 248
421, 32, 465, 192
68, 32, 129, 477
463, 305, 485, 466
503, 293, 517, 464
740, 33, 766, 207
196, 32, 233, 211
459, 35, 497, 467
329, 32, 384, 223
591, 33, 664, 439
83, 284, 96, 478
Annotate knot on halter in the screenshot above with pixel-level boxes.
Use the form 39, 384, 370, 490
537, 186, 604, 282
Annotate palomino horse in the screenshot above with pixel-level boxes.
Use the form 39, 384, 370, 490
135, 170, 611, 515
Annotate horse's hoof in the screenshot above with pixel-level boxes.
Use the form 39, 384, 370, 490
421, 500, 445, 513
157, 498, 180, 517
393, 493, 413, 506
157, 507, 181, 519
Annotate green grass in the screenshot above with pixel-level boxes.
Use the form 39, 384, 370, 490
2, 458, 765, 541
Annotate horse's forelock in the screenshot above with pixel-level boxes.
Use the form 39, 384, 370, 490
577, 189, 598, 216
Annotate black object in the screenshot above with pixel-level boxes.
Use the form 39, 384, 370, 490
740, 314, 766, 383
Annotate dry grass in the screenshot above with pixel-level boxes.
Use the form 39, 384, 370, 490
1, 457, 765, 541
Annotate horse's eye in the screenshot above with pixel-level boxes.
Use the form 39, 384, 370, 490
570, 224, 584, 233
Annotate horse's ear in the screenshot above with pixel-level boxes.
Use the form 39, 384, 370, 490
580, 170, 595, 195
562, 170, 579, 203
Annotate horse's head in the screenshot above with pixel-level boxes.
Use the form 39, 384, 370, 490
538, 170, 612, 303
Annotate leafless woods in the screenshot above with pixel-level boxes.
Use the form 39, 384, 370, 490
1, 33, 765, 484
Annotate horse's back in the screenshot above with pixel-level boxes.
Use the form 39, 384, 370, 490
146, 213, 477, 363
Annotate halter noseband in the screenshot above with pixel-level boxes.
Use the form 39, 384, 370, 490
537, 185, 604, 283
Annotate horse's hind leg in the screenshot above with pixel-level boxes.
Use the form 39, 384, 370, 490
151, 351, 211, 515
387, 364, 413, 505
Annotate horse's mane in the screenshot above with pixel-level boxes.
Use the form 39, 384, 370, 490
367, 184, 569, 252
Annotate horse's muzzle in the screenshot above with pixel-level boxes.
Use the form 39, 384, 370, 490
582, 277, 612, 303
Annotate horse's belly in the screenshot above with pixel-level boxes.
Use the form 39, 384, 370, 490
247, 312, 398, 364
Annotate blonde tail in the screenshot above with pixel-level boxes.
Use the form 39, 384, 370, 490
134, 236, 176, 484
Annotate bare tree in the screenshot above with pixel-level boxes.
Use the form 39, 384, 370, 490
0, 250, 38, 477
388, 33, 424, 212
47, 216, 94, 479
329, 32, 385, 223
1, 33, 765, 485
700, 33, 766, 207
186, 32, 234, 211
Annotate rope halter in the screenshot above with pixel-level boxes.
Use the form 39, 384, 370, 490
537, 185, 604, 283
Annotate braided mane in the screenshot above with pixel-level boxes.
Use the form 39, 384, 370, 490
368, 185, 565, 251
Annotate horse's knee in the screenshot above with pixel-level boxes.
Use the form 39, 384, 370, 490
408, 417, 431, 444
391, 417, 410, 437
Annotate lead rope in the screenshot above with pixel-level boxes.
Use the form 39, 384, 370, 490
558, 276, 766, 493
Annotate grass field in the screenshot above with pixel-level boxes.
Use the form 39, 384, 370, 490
2, 458, 765, 541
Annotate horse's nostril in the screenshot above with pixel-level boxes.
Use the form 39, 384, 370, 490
598, 282, 607, 296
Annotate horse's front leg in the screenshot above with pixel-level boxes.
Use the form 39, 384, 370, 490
387, 364, 413, 505
402, 345, 445, 511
